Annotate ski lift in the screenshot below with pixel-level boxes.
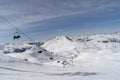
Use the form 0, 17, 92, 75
13, 32, 21, 40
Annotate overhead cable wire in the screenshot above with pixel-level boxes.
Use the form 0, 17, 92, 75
0, 16, 34, 42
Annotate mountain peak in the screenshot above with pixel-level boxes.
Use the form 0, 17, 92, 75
55, 36, 72, 41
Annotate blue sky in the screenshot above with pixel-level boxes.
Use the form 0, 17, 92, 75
0, 0, 120, 43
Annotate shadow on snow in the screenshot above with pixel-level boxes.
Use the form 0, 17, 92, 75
0, 66, 99, 77
47, 72, 99, 76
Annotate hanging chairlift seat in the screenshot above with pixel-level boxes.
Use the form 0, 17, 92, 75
13, 32, 21, 40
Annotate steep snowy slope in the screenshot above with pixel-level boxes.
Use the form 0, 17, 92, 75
41, 36, 82, 65
42, 36, 79, 53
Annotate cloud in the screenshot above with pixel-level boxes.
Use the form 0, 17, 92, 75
1, 0, 119, 28
0, 0, 120, 38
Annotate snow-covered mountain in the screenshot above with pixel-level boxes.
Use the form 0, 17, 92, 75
42, 36, 79, 53
73, 32, 120, 43
41, 33, 120, 65
1, 32, 120, 80
1, 32, 120, 64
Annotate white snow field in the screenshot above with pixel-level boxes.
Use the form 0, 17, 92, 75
0, 32, 120, 80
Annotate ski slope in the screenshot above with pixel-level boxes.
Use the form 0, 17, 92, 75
0, 32, 120, 80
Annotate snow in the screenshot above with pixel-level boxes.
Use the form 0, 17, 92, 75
0, 32, 120, 80
42, 36, 79, 53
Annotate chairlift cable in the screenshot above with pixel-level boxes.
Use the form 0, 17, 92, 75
0, 16, 43, 53
0, 16, 34, 42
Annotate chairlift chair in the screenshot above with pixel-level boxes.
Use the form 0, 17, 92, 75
13, 32, 21, 40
